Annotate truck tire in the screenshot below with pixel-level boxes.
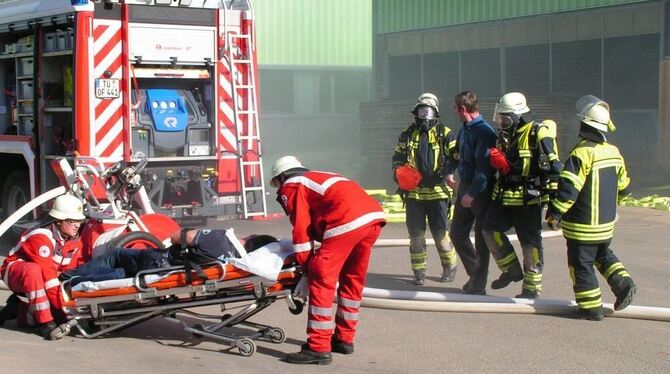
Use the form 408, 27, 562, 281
2, 171, 31, 221
108, 231, 165, 250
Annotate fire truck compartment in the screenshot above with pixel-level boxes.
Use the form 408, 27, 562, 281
132, 87, 212, 158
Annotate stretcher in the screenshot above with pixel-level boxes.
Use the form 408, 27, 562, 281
59, 255, 304, 357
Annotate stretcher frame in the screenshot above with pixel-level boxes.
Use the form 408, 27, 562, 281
60, 263, 304, 357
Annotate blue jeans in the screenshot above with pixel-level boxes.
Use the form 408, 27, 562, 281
62, 248, 162, 285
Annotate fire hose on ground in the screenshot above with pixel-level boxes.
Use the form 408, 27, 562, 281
360, 230, 670, 322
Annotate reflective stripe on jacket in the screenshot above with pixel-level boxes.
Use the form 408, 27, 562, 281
492, 121, 560, 206
277, 171, 386, 266
392, 122, 457, 200
551, 139, 630, 242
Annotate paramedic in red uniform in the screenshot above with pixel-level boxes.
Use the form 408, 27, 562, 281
270, 155, 386, 365
0, 194, 86, 340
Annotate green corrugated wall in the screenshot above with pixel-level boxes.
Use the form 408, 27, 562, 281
254, 0, 372, 66
374, 0, 655, 34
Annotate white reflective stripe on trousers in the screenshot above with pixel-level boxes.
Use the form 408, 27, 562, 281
29, 300, 50, 312
309, 305, 333, 316
307, 320, 335, 330
339, 297, 361, 308
337, 310, 359, 321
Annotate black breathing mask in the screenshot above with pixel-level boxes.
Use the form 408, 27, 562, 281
497, 113, 520, 148
415, 106, 437, 131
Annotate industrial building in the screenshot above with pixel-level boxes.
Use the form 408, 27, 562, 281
364, 0, 670, 191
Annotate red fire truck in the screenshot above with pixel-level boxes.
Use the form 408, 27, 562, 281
0, 0, 266, 225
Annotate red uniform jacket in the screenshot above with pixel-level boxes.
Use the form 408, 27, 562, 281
276, 171, 386, 266
1, 224, 85, 309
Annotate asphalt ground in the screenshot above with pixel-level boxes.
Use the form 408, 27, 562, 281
0, 206, 668, 373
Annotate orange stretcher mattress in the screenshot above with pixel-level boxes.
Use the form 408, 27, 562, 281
66, 261, 299, 302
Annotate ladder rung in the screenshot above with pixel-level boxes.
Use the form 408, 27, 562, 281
242, 160, 261, 166
230, 34, 250, 39
243, 186, 263, 192
232, 59, 252, 64
235, 84, 254, 89
239, 135, 260, 140
236, 110, 256, 115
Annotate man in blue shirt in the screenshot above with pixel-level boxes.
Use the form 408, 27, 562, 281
447, 91, 497, 295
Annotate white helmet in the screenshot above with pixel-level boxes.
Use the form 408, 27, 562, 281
494, 92, 530, 116
414, 93, 439, 113
576, 95, 615, 132
49, 194, 86, 221
271, 155, 304, 179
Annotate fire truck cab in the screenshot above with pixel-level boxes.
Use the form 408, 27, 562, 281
0, 0, 266, 224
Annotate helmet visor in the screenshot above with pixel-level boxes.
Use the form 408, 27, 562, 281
417, 106, 436, 120
494, 113, 518, 130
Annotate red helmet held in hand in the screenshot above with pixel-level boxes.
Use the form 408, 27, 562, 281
489, 147, 511, 176
395, 165, 422, 191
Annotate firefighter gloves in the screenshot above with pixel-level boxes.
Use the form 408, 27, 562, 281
545, 212, 562, 231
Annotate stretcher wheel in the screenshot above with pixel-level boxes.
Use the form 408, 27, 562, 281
237, 338, 256, 357
109, 231, 165, 250
289, 300, 304, 315
267, 328, 286, 344
191, 324, 204, 338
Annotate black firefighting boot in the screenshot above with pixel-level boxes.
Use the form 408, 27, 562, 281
0, 294, 20, 326
515, 289, 540, 299
331, 336, 354, 355
439, 265, 457, 283
286, 345, 332, 365
38, 320, 71, 340
612, 277, 637, 311
491, 264, 523, 289
413, 270, 426, 286
576, 306, 604, 321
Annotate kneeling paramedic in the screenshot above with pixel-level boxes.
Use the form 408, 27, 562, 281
271, 155, 386, 365
0, 194, 87, 340
483, 92, 562, 299
546, 95, 637, 321
392, 93, 459, 286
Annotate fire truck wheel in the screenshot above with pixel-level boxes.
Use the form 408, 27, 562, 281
109, 231, 165, 250
2, 171, 30, 221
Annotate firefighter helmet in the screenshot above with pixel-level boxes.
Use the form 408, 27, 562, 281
494, 92, 530, 116
271, 155, 304, 179
576, 95, 616, 132
49, 194, 86, 221
493, 92, 529, 130
414, 93, 439, 113
395, 165, 422, 191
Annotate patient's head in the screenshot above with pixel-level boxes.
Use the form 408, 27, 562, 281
243, 234, 278, 253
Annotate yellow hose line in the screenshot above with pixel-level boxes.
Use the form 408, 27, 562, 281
619, 195, 670, 211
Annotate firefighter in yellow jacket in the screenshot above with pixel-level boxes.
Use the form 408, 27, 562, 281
483, 92, 562, 299
546, 95, 636, 321
392, 93, 459, 285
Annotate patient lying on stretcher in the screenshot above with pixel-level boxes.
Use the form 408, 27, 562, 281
60, 229, 279, 287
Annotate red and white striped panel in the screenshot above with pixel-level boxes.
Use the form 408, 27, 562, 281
218, 54, 240, 156
92, 19, 124, 158
216, 26, 245, 194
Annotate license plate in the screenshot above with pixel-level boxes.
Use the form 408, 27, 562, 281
95, 78, 120, 99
